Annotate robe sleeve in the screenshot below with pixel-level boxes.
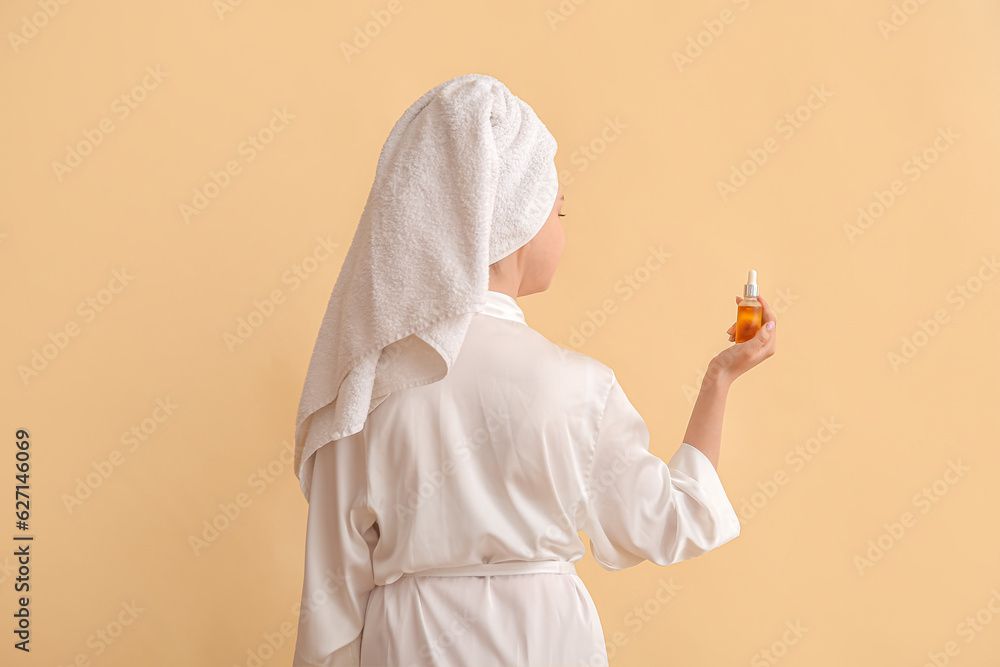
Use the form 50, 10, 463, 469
292, 431, 379, 667
583, 373, 741, 571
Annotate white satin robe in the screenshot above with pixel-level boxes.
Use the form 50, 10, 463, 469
292, 290, 741, 667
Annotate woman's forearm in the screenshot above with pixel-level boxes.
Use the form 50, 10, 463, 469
681, 362, 733, 470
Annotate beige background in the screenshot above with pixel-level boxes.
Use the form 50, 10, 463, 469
3, 0, 999, 665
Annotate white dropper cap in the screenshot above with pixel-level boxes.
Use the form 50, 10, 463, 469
743, 269, 758, 297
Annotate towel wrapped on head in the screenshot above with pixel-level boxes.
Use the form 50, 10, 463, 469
293, 73, 560, 499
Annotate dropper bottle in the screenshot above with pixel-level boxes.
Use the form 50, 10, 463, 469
734, 270, 763, 343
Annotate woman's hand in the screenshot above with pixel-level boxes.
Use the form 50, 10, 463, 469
711, 294, 777, 385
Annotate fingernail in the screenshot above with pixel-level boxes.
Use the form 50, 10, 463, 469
766, 321, 775, 330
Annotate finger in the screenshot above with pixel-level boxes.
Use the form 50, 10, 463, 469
757, 294, 777, 325
752, 318, 775, 351
761, 328, 777, 357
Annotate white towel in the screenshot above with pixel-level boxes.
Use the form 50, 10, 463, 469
293, 73, 560, 499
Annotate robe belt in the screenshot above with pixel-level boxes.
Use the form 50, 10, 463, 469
399, 560, 577, 578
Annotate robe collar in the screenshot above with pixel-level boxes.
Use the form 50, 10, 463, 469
481, 290, 526, 325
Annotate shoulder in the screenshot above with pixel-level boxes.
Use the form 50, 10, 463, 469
464, 314, 617, 397
509, 321, 617, 398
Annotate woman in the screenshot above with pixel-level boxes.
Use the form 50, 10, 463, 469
291, 73, 777, 667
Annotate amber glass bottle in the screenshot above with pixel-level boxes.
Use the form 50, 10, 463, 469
735, 270, 762, 343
